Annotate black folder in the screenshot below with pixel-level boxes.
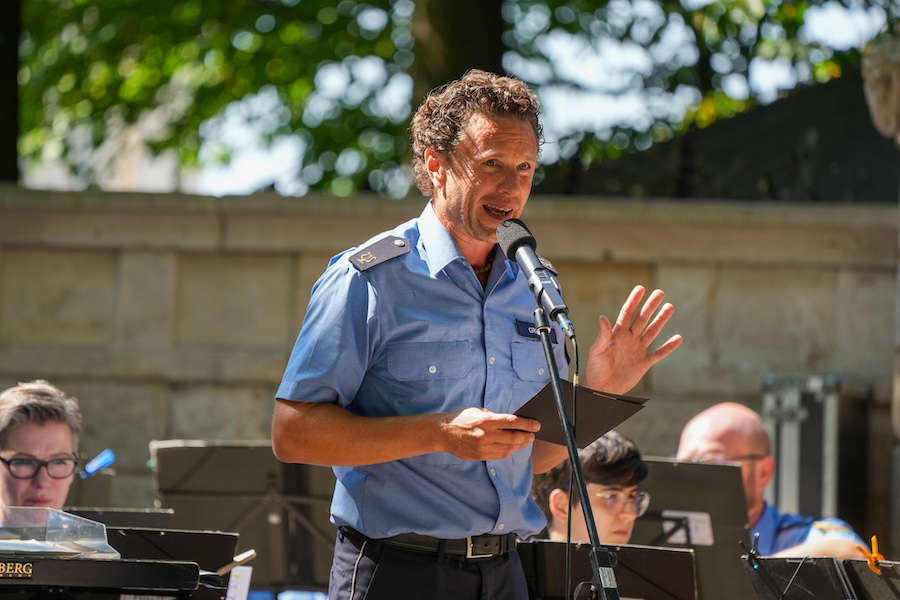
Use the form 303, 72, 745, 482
515, 380, 647, 447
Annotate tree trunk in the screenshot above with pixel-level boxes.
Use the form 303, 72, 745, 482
411, 0, 505, 105
0, 0, 19, 182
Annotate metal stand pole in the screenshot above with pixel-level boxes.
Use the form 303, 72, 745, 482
533, 307, 620, 599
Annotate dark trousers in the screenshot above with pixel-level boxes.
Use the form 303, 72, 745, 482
328, 528, 528, 600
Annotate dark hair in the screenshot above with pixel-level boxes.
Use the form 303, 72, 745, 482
531, 430, 648, 522
0, 380, 82, 449
410, 69, 543, 196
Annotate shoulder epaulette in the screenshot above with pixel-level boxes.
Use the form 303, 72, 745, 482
812, 520, 851, 533
537, 253, 558, 275
349, 235, 411, 271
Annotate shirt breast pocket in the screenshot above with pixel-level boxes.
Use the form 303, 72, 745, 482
511, 340, 551, 382
386, 340, 474, 381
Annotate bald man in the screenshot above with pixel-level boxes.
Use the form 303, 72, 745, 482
677, 402, 865, 559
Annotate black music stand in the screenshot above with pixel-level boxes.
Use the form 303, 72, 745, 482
743, 556, 855, 600
519, 540, 698, 600
150, 440, 336, 591
103, 527, 239, 573
66, 507, 175, 529
843, 559, 900, 599
628, 458, 756, 600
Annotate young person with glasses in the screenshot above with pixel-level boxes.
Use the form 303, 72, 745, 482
0, 380, 81, 510
531, 431, 649, 545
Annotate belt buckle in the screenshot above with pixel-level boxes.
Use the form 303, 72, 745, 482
466, 535, 493, 559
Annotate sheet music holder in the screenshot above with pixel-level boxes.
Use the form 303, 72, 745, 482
515, 380, 646, 447
628, 458, 756, 600
518, 540, 697, 600
151, 440, 336, 591
743, 556, 856, 600
66, 507, 175, 529
104, 526, 239, 573
843, 559, 900, 599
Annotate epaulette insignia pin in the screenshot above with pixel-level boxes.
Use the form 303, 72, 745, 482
813, 521, 848, 532
350, 236, 411, 271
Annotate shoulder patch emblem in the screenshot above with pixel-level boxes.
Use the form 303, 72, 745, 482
349, 236, 411, 271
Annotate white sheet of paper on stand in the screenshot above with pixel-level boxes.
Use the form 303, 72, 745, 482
661, 510, 715, 546
225, 565, 253, 600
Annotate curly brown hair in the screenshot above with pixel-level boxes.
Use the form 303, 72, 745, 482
410, 69, 543, 196
531, 430, 648, 523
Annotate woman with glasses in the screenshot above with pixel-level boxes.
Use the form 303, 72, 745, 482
0, 380, 81, 510
531, 430, 649, 545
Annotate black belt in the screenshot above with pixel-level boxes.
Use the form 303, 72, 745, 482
341, 527, 517, 559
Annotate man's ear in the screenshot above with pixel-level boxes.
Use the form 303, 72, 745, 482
424, 148, 445, 188
548, 488, 571, 523
758, 455, 775, 490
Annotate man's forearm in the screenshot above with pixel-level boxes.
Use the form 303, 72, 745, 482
272, 399, 442, 466
532, 441, 568, 473
770, 538, 865, 560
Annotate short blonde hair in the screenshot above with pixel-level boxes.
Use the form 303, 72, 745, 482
0, 380, 82, 450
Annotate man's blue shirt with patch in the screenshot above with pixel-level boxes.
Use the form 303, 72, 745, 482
276, 202, 567, 539
752, 502, 864, 555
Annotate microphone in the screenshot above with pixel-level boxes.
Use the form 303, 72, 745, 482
497, 218, 575, 340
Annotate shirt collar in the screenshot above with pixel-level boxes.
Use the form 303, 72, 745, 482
417, 201, 519, 281
417, 201, 465, 276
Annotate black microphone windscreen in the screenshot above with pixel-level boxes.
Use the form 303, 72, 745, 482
496, 218, 536, 260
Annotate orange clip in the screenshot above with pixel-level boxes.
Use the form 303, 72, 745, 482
856, 535, 885, 575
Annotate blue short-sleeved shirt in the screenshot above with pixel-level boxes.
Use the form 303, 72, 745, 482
751, 502, 864, 555
276, 202, 567, 539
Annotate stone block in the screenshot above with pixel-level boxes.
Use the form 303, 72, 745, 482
652, 266, 718, 395
117, 252, 176, 344
0, 249, 117, 344
655, 265, 838, 396
0, 343, 287, 384
532, 219, 895, 268
167, 384, 275, 440
0, 209, 219, 250
175, 254, 293, 347
62, 380, 169, 470
294, 253, 336, 328
834, 269, 895, 400
223, 212, 420, 253
553, 261, 655, 392
616, 394, 761, 458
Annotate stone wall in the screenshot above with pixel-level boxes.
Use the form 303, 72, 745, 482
0, 185, 895, 543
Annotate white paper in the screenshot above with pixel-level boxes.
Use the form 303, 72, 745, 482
225, 565, 253, 600
660, 510, 715, 546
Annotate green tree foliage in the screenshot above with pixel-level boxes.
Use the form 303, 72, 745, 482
19, 0, 415, 196
19, 0, 896, 195
503, 0, 896, 165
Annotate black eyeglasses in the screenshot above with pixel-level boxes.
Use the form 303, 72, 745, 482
0, 456, 78, 480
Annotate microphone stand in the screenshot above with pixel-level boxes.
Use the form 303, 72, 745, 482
533, 307, 620, 600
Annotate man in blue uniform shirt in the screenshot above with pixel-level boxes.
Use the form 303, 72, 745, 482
272, 70, 683, 600
676, 402, 865, 558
